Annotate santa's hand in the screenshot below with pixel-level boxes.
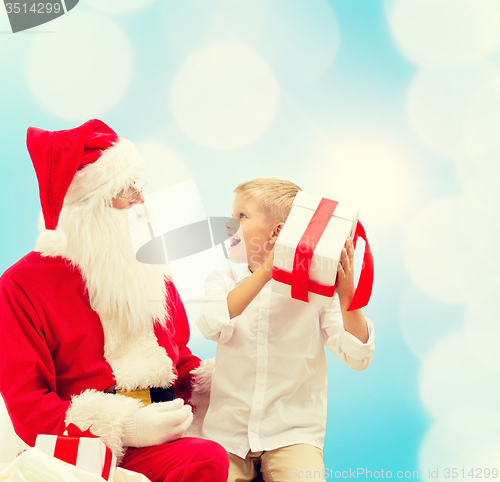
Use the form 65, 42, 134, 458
122, 398, 193, 448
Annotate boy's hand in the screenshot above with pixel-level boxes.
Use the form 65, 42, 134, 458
335, 237, 355, 309
227, 246, 275, 319
262, 246, 275, 281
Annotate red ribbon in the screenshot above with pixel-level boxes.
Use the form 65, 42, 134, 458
291, 198, 339, 302
272, 198, 374, 311
52, 424, 114, 481
66, 423, 97, 438
53, 435, 79, 466
272, 266, 337, 298
102, 448, 114, 481
348, 221, 374, 311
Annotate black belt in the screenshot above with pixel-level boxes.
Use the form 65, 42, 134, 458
105, 386, 175, 404
150, 386, 175, 403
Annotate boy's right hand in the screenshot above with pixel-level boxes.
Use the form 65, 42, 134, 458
227, 246, 276, 319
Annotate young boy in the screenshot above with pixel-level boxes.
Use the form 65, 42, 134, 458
196, 177, 375, 482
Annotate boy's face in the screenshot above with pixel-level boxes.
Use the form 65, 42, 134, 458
229, 194, 274, 272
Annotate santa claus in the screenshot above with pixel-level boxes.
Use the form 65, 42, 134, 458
0, 120, 227, 482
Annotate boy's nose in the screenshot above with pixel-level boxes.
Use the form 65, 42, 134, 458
225, 218, 240, 237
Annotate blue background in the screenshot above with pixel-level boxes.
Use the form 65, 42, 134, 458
1, 0, 500, 477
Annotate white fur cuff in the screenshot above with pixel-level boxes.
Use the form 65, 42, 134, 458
186, 358, 214, 437
65, 389, 142, 462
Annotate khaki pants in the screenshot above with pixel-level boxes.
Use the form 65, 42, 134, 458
228, 444, 325, 482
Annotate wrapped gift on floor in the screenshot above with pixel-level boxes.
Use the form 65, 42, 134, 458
35, 424, 117, 481
272, 191, 373, 310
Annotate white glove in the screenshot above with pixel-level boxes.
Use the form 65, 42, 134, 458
122, 398, 193, 448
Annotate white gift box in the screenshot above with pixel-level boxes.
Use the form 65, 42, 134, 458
35, 432, 117, 481
272, 191, 359, 308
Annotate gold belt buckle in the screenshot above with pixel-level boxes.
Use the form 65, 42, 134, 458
115, 388, 152, 406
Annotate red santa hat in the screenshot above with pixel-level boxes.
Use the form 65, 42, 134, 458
28, 119, 145, 257
27, 119, 144, 231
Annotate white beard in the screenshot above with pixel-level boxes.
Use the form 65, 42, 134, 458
51, 201, 176, 390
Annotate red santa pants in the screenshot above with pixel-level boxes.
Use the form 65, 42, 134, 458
121, 437, 229, 482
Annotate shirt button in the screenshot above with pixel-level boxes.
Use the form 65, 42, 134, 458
256, 398, 261, 403
258, 367, 265, 373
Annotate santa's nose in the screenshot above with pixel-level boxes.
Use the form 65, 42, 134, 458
133, 192, 145, 204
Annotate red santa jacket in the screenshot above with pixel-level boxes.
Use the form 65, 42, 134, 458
0, 251, 200, 458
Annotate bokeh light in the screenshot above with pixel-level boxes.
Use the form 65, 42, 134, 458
171, 42, 279, 150
388, 0, 500, 65
463, 75, 500, 176
419, 328, 500, 420
257, 0, 340, 85
403, 196, 500, 304
162, 0, 269, 57
407, 63, 500, 160
399, 286, 461, 360
322, 135, 418, 226
83, 0, 158, 14
136, 141, 194, 195
419, 408, 500, 472
162, 0, 339, 85
27, 12, 132, 120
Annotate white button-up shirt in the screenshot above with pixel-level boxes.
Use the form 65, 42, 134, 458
196, 268, 375, 458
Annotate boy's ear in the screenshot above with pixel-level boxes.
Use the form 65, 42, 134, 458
269, 223, 284, 245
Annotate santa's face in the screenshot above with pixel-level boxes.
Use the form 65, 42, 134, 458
111, 183, 146, 209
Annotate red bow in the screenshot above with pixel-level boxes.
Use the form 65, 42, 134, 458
65, 423, 97, 438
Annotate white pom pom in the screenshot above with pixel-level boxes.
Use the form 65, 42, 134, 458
35, 229, 68, 258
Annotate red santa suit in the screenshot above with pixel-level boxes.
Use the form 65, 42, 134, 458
0, 120, 228, 482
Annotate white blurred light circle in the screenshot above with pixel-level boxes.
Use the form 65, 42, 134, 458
135, 141, 193, 195
459, 167, 500, 213
27, 12, 132, 120
407, 63, 500, 159
419, 408, 500, 471
83, 0, 158, 14
458, 71, 500, 210
399, 287, 459, 360
463, 76, 500, 174
162, 0, 269, 56
171, 43, 279, 150
464, 294, 500, 335
419, 329, 500, 421
162, 0, 339, 85
388, 0, 500, 65
403, 196, 500, 304
326, 139, 417, 225
259, 0, 340, 84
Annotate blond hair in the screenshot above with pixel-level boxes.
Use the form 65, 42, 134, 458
234, 177, 302, 226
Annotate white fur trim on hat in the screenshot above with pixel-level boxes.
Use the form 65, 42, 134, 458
65, 137, 146, 205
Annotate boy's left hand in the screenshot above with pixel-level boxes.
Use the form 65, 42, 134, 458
336, 237, 355, 307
